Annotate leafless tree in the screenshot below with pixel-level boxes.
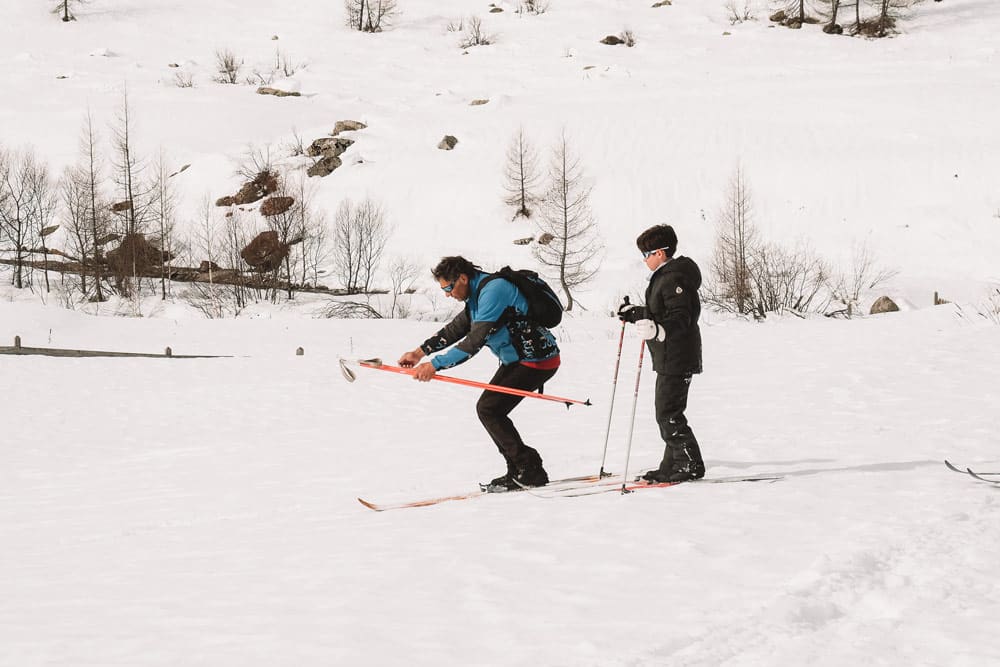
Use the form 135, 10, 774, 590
78, 109, 108, 302
710, 164, 757, 315
151, 148, 177, 300
517, 0, 549, 15
827, 241, 898, 315
332, 198, 389, 294
110, 86, 157, 299
31, 159, 58, 293
287, 173, 330, 289
52, 0, 85, 21
0, 147, 44, 289
534, 131, 603, 311
388, 256, 420, 318
503, 127, 543, 219
746, 242, 831, 316
344, 0, 399, 33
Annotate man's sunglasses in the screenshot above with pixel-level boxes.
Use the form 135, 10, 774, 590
441, 281, 456, 293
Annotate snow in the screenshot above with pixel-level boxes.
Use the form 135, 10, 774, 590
3, 0, 1000, 664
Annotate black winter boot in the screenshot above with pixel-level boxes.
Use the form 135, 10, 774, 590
512, 447, 549, 488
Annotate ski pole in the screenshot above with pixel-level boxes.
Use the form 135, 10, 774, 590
341, 358, 592, 408
620, 340, 646, 494
598, 297, 629, 478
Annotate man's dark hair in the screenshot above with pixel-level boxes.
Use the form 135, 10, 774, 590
431, 256, 481, 282
636, 224, 678, 257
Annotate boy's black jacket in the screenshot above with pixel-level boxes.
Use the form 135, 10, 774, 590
641, 256, 703, 375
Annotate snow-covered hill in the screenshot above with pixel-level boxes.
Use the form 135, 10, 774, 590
3, 1, 1000, 665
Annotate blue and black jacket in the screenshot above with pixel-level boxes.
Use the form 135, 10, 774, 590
420, 271, 560, 370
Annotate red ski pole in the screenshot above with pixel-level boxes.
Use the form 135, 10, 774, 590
341, 358, 592, 408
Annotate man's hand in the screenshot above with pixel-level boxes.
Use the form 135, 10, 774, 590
635, 319, 666, 342
617, 301, 641, 323
398, 348, 425, 368
412, 362, 437, 382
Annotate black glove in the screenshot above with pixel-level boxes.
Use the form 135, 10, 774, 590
617, 301, 641, 323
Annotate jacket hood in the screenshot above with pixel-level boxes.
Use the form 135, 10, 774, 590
663, 256, 702, 290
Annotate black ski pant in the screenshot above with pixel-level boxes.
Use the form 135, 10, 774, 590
654, 372, 702, 469
476, 362, 558, 469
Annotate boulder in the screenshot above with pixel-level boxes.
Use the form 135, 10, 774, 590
307, 155, 342, 177
215, 195, 236, 207
470, 99, 489, 106
307, 137, 354, 158
199, 260, 222, 272
600, 35, 624, 45
106, 233, 165, 274
537, 233, 555, 246
438, 135, 459, 150
260, 196, 295, 217
233, 171, 279, 205
332, 120, 367, 135
869, 296, 899, 315
110, 200, 133, 212
241, 230, 289, 272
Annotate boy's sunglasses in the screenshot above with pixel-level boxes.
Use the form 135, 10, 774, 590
642, 248, 668, 259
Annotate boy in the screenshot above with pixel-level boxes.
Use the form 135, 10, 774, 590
617, 224, 705, 482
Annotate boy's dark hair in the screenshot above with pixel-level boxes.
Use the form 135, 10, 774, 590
432, 256, 482, 282
636, 224, 678, 257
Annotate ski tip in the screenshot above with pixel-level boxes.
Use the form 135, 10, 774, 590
357, 497, 382, 511
339, 358, 357, 382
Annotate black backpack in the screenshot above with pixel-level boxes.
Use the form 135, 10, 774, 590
476, 266, 564, 328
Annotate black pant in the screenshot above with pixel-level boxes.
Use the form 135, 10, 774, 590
654, 373, 702, 467
476, 362, 558, 467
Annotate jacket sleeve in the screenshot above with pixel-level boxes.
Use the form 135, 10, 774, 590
421, 281, 513, 370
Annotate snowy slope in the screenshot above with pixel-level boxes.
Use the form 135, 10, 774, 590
3, 0, 1000, 664
2, 303, 1000, 665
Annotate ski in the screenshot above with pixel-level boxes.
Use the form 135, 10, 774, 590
357, 473, 605, 512
944, 460, 1000, 483
965, 469, 1000, 485
518, 473, 784, 498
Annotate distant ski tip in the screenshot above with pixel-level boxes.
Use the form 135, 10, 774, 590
357, 497, 383, 511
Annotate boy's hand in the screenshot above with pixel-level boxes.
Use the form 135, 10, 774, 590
617, 302, 640, 323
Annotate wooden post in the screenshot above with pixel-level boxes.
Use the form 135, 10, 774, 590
165, 347, 172, 357
14, 335, 21, 349
296, 347, 304, 356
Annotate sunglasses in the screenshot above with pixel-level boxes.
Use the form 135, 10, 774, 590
441, 281, 456, 293
642, 248, 667, 259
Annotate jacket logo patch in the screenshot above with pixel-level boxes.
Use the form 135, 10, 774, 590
676, 286, 683, 294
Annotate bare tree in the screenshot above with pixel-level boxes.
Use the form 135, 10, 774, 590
459, 16, 494, 48
79, 109, 108, 302
710, 164, 757, 315
746, 242, 831, 316
109, 87, 159, 304
214, 49, 243, 84
827, 241, 898, 315
52, 0, 85, 21
332, 198, 389, 294
388, 256, 420, 318
344, 0, 399, 32
287, 173, 330, 289
503, 127, 543, 219
533, 131, 603, 311
151, 149, 177, 300
0, 147, 43, 289
31, 158, 58, 293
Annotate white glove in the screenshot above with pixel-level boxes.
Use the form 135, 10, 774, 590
635, 319, 665, 342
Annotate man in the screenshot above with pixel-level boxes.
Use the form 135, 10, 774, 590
398, 256, 561, 491
617, 224, 706, 482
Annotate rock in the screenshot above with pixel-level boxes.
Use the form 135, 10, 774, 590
256, 86, 301, 97
199, 260, 222, 272
869, 296, 899, 315
215, 196, 236, 207
307, 155, 342, 177
470, 99, 489, 106
307, 137, 354, 158
490, 7, 503, 12
769, 10, 786, 22
537, 233, 555, 245
651, 0, 672, 6
233, 171, 279, 205
438, 135, 459, 150
823, 23, 844, 34
110, 200, 133, 212
513, 237, 534, 246
241, 230, 289, 271
600, 35, 624, 45
332, 120, 367, 135
260, 196, 295, 217
107, 233, 165, 273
